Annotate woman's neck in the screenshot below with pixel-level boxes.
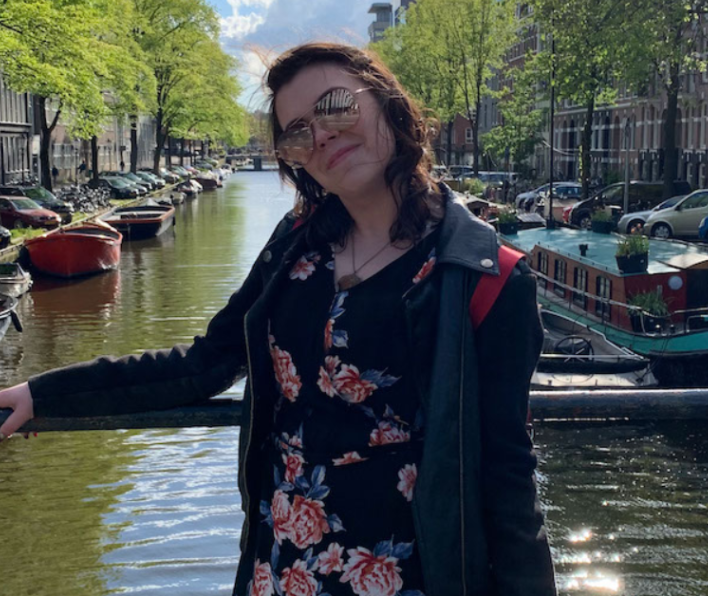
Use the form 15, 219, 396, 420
338, 185, 399, 241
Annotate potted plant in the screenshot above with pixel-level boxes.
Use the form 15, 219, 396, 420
590, 210, 614, 234
627, 290, 669, 333
616, 231, 649, 274
497, 210, 519, 235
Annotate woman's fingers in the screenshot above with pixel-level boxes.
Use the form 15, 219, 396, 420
0, 382, 34, 442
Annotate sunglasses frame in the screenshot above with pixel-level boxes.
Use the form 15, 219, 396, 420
275, 87, 369, 169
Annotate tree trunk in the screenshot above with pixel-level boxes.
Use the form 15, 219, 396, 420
180, 137, 185, 166
473, 83, 482, 175
662, 60, 680, 199
38, 97, 60, 193
446, 121, 453, 166
166, 134, 172, 167
153, 107, 164, 175
581, 96, 595, 201
130, 114, 138, 173
90, 136, 99, 183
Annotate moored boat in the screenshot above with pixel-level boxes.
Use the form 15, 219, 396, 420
24, 222, 123, 278
0, 293, 21, 340
534, 309, 657, 389
101, 204, 175, 240
501, 227, 708, 386
0, 262, 32, 298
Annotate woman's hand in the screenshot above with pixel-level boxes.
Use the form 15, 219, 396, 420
0, 382, 34, 442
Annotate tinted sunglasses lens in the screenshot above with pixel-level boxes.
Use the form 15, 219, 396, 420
277, 123, 314, 167
276, 88, 361, 167
315, 88, 360, 131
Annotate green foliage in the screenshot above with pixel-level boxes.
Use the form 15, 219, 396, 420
482, 55, 546, 165
591, 210, 612, 222
497, 209, 518, 223
627, 290, 669, 317
616, 231, 650, 257
463, 177, 487, 196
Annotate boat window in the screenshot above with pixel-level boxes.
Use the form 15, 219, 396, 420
595, 276, 612, 319
537, 251, 549, 275
553, 259, 566, 297
573, 267, 588, 309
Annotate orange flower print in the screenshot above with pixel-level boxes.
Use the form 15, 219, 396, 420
413, 248, 436, 284
397, 463, 418, 502
332, 364, 378, 404
369, 421, 411, 447
283, 451, 306, 483
288, 495, 331, 549
340, 547, 403, 596
269, 335, 302, 402
332, 451, 368, 466
289, 251, 321, 281
248, 560, 275, 596
316, 542, 345, 575
280, 559, 319, 596
271, 489, 293, 545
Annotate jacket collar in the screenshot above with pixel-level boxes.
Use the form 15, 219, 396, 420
262, 183, 500, 276
436, 183, 500, 275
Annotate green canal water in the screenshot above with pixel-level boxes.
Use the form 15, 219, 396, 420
1, 172, 707, 595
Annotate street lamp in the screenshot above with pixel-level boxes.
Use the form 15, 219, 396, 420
624, 119, 631, 216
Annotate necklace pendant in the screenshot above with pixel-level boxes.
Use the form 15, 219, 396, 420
337, 273, 362, 291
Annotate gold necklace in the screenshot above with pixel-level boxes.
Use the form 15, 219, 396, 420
337, 235, 392, 291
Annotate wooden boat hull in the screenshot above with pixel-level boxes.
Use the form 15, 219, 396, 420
194, 176, 218, 190
102, 205, 175, 241
25, 223, 122, 278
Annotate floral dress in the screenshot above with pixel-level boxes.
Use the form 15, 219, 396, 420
246, 229, 439, 596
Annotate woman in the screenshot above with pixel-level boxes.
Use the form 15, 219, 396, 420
0, 43, 556, 596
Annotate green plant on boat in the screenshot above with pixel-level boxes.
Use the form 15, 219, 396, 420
616, 231, 650, 257
627, 290, 670, 317
463, 177, 486, 196
497, 209, 518, 224
591, 210, 612, 222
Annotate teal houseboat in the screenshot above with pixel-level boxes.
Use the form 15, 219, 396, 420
500, 227, 708, 386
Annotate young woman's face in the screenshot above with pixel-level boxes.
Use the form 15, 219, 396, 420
274, 63, 395, 198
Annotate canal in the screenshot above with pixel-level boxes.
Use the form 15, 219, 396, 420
1, 172, 707, 595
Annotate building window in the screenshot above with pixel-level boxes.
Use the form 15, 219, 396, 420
465, 127, 473, 143
573, 267, 588, 309
553, 259, 566, 297
537, 251, 548, 276
595, 276, 612, 318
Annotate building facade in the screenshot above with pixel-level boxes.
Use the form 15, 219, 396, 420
0, 77, 33, 184
368, 3, 393, 43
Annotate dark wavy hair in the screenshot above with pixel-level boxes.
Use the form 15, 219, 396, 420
266, 42, 441, 247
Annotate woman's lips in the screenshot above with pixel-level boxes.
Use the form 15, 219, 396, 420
327, 145, 358, 170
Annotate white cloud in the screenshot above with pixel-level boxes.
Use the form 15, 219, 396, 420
221, 12, 266, 39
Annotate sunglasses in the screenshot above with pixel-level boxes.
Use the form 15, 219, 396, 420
275, 87, 366, 168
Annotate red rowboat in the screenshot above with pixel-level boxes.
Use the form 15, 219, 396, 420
24, 221, 123, 278
101, 204, 175, 240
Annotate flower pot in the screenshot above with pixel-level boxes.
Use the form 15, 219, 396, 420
591, 220, 614, 234
498, 221, 518, 235
630, 312, 665, 333
616, 253, 648, 274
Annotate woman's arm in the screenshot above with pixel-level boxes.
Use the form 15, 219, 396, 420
476, 262, 557, 596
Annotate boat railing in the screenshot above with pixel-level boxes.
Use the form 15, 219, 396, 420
533, 269, 708, 335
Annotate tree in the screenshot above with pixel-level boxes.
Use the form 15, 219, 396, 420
482, 58, 545, 171
132, 0, 220, 174
0, 0, 113, 190
631, 0, 708, 198
531, 0, 642, 199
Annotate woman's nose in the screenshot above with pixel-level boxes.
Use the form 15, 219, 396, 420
311, 119, 339, 148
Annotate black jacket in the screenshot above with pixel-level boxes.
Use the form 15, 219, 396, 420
29, 188, 556, 596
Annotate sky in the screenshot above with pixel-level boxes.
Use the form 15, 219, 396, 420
213, 0, 379, 111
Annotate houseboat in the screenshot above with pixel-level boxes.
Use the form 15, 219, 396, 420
501, 227, 708, 386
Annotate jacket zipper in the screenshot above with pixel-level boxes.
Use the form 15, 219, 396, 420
241, 309, 257, 551
459, 280, 468, 596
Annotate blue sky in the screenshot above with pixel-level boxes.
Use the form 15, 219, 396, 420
214, 0, 376, 110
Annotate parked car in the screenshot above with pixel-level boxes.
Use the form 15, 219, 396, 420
89, 177, 139, 199
616, 195, 685, 234
120, 171, 156, 191
699, 215, 708, 240
567, 181, 691, 229
515, 184, 549, 209
135, 171, 165, 189
0, 196, 62, 229
645, 190, 708, 238
0, 185, 73, 224
0, 224, 10, 249
159, 168, 180, 184
103, 172, 151, 193
540, 183, 583, 220
169, 165, 191, 178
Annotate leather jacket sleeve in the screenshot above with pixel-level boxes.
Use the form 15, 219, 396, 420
475, 262, 557, 596
25, 212, 300, 419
